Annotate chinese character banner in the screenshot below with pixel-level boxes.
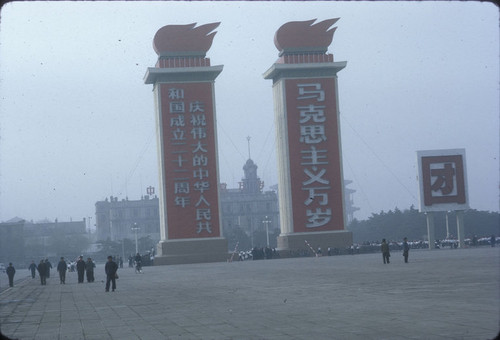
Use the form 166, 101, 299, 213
159, 82, 220, 239
285, 78, 345, 232
417, 149, 469, 212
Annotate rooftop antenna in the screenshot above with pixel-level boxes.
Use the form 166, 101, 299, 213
247, 136, 251, 160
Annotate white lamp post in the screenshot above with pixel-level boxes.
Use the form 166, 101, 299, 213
131, 223, 140, 254
263, 216, 271, 247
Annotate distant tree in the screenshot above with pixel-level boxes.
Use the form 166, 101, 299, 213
463, 209, 500, 238
252, 229, 268, 248
49, 232, 90, 259
24, 239, 45, 260
121, 238, 135, 256
138, 235, 155, 253
95, 239, 122, 261
251, 228, 279, 248
347, 207, 499, 243
225, 226, 251, 251
1, 229, 25, 265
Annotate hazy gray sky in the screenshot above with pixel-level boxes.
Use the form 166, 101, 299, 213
0, 1, 498, 225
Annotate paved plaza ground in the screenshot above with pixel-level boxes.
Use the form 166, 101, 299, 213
0, 247, 498, 340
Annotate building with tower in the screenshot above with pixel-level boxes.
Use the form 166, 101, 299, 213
220, 156, 280, 249
344, 180, 360, 224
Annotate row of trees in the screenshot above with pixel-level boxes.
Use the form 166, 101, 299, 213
347, 206, 499, 243
2, 231, 92, 268
23, 233, 156, 265
219, 207, 499, 252
94, 236, 156, 262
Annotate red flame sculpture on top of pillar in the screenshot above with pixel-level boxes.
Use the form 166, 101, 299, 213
264, 19, 353, 255
144, 23, 227, 265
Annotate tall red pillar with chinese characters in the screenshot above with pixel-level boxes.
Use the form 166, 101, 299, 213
263, 19, 353, 255
144, 23, 227, 265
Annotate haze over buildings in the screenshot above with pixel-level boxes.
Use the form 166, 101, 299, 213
0, 2, 498, 225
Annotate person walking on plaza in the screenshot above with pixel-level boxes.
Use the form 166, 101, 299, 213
37, 259, 46, 285
28, 260, 37, 279
6, 263, 15, 287
76, 256, 85, 283
85, 258, 95, 283
45, 258, 52, 278
57, 257, 67, 284
134, 253, 142, 273
402, 237, 410, 263
381, 239, 390, 264
105, 255, 118, 292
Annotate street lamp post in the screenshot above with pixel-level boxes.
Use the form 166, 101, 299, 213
131, 223, 140, 254
263, 216, 271, 247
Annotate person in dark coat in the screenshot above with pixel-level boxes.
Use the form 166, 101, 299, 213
6, 263, 15, 287
85, 258, 95, 283
402, 237, 410, 263
28, 260, 37, 279
45, 259, 52, 278
381, 239, 390, 264
57, 257, 67, 284
134, 253, 142, 273
76, 256, 85, 283
105, 255, 118, 292
37, 259, 46, 285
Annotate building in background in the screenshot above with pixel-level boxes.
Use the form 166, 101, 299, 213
220, 158, 280, 249
93, 162, 359, 252
0, 217, 88, 267
0, 218, 25, 266
220, 158, 359, 249
344, 180, 360, 224
95, 195, 160, 243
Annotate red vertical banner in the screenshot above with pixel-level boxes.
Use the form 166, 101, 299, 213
284, 78, 344, 232
159, 82, 220, 239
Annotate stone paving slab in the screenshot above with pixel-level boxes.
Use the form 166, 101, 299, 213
0, 247, 499, 340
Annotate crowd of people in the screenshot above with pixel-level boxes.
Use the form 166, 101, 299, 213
1, 251, 158, 292
233, 234, 497, 262
346, 234, 497, 255
236, 246, 280, 261
2, 255, 119, 291
24, 256, 98, 285
3, 235, 496, 289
